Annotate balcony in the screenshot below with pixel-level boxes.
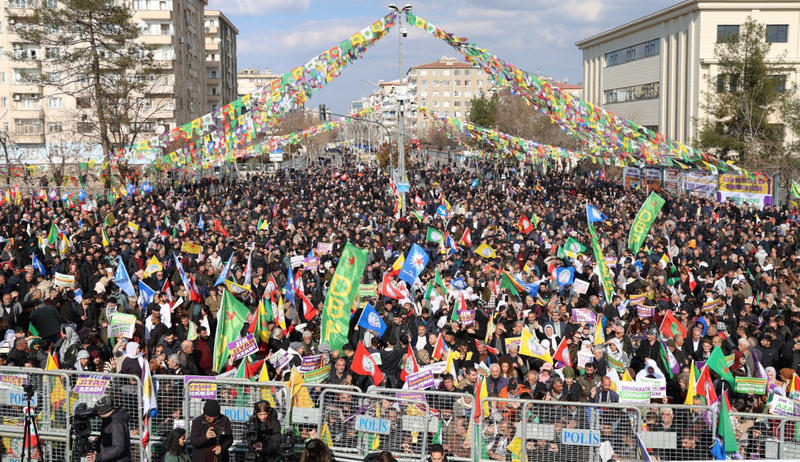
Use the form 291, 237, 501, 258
205, 26, 218, 35
134, 10, 171, 20
207, 76, 220, 85
207, 93, 220, 102
14, 132, 44, 144
11, 83, 42, 94
140, 35, 173, 46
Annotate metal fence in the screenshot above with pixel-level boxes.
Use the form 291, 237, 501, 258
317, 388, 430, 462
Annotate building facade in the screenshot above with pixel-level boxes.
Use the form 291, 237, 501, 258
577, 0, 800, 146
0, 0, 211, 150
236, 68, 280, 99
204, 10, 237, 113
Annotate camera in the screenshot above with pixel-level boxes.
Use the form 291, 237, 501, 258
401, 27, 408, 38
23, 384, 35, 401
281, 430, 297, 462
71, 403, 99, 459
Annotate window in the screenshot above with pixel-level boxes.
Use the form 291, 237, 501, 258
161, 23, 170, 35
766, 25, 788, 43
767, 74, 787, 92
454, 101, 461, 106
0, 72, 4, 83
420, 70, 427, 76
716, 74, 740, 93
464, 91, 472, 98
432, 70, 438, 76
464, 70, 470, 76
604, 82, 660, 104
605, 39, 659, 67
432, 101, 439, 107
77, 122, 94, 134
0, 97, 5, 108
48, 96, 62, 108
46, 0, 57, 7
76, 97, 91, 109
717, 25, 739, 42
45, 47, 59, 59
454, 80, 460, 86
454, 70, 460, 76
443, 80, 450, 86
443, 91, 449, 97
432, 91, 439, 97
453, 90, 460, 97
48, 122, 62, 133
442, 70, 449, 76
443, 101, 449, 107
464, 80, 470, 86
15, 119, 42, 135
644, 125, 659, 133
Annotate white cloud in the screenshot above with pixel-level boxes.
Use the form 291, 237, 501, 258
237, 16, 374, 57
207, 0, 310, 16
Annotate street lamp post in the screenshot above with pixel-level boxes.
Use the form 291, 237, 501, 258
389, 3, 411, 214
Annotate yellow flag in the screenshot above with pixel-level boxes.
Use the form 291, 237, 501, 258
258, 363, 276, 406
484, 314, 494, 344
444, 350, 457, 376
127, 221, 139, 232
101, 228, 110, 247
621, 368, 633, 382
181, 241, 203, 254
520, 329, 553, 364
371, 403, 381, 450
320, 422, 333, 447
391, 254, 405, 273
475, 243, 497, 259
684, 360, 696, 405
593, 319, 605, 346
144, 256, 162, 277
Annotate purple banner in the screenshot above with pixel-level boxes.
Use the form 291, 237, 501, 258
571, 308, 596, 323
185, 376, 217, 399
458, 309, 475, 326
72, 377, 110, 395
637, 306, 654, 318
227, 334, 258, 361
299, 354, 323, 372
406, 370, 435, 390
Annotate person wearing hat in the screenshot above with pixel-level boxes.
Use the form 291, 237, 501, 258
86, 395, 131, 462
631, 328, 661, 372
190, 399, 233, 462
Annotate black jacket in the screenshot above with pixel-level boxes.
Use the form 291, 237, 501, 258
245, 413, 282, 462
97, 409, 131, 462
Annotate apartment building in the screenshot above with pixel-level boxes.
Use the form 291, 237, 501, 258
0, 0, 210, 150
576, 0, 800, 146
237, 68, 280, 99
204, 10, 237, 113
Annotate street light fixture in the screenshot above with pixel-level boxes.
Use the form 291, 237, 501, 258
388, 3, 412, 214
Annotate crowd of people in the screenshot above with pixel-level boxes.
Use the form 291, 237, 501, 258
1, 151, 799, 461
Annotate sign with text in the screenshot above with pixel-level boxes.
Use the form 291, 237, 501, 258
268, 349, 292, 371
227, 334, 258, 361
316, 242, 332, 255
735, 377, 766, 395
406, 370, 435, 390
617, 382, 652, 404
354, 415, 391, 435
299, 354, 323, 373
571, 308, 596, 323
72, 377, 111, 395
637, 377, 666, 399
358, 284, 378, 297
303, 364, 330, 384
109, 313, 137, 338
561, 429, 600, 447
54, 272, 75, 288
185, 377, 217, 399
504, 337, 521, 351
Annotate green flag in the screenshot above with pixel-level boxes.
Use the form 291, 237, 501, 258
556, 246, 567, 259
564, 237, 586, 258
212, 290, 250, 373
792, 180, 800, 199
719, 393, 739, 453
27, 322, 39, 337
320, 242, 367, 352
426, 227, 444, 244
628, 192, 665, 255
434, 269, 447, 296
588, 220, 615, 304
47, 223, 59, 245
708, 345, 735, 385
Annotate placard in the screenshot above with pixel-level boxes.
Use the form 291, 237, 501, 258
303, 364, 330, 384
185, 376, 217, 399
268, 348, 292, 371
299, 354, 323, 373
290, 256, 304, 268
54, 272, 75, 288
109, 313, 137, 338
316, 242, 332, 255
504, 337, 521, 351
358, 284, 378, 297
406, 370, 435, 390
0, 375, 28, 387
735, 377, 766, 395
681, 171, 717, 199
617, 382, 652, 403
227, 334, 258, 361
636, 306, 654, 318
768, 394, 800, 417
572, 278, 589, 294
303, 257, 320, 271
72, 377, 110, 395
637, 377, 666, 399
458, 309, 475, 326
571, 308, 596, 323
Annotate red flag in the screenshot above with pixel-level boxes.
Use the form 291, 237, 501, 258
432, 333, 447, 360
552, 337, 572, 367
266, 275, 278, 298
688, 271, 697, 291
659, 310, 687, 339
214, 219, 229, 237
460, 228, 472, 247
399, 344, 419, 382
297, 291, 319, 321
352, 342, 384, 385
161, 279, 174, 308
518, 216, 533, 234
472, 375, 484, 424
414, 195, 425, 208
695, 365, 717, 404
380, 273, 406, 300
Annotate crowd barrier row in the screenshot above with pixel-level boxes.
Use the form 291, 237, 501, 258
0, 367, 799, 462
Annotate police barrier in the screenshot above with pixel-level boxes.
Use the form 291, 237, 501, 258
317, 389, 430, 462
731, 410, 799, 460
184, 378, 290, 461
150, 374, 187, 458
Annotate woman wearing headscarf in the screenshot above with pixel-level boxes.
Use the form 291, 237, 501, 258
55, 325, 80, 366
119, 341, 143, 378
73, 349, 90, 371
605, 338, 629, 376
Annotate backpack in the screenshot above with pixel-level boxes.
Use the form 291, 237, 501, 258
62, 343, 81, 368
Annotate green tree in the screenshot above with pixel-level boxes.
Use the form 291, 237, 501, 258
13, 0, 162, 191
468, 91, 499, 128
697, 17, 800, 174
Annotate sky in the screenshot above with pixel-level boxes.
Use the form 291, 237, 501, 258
208, 0, 679, 113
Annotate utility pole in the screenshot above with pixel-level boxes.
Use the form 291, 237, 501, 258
389, 3, 411, 214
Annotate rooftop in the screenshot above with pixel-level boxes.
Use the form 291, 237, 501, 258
411, 56, 475, 70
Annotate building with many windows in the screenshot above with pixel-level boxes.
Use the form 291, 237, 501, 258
0, 0, 213, 150
204, 10, 237, 113
576, 0, 800, 146
236, 68, 280, 99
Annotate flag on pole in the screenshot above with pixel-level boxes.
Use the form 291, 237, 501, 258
718, 392, 739, 453
352, 342, 385, 385
399, 344, 419, 382
143, 256, 162, 278
460, 228, 472, 247
553, 337, 571, 367
113, 256, 135, 297
138, 280, 156, 309
659, 310, 687, 339
212, 290, 250, 373
684, 360, 697, 404
214, 253, 234, 287
31, 254, 46, 276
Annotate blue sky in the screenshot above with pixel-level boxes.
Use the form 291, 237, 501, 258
208, 0, 678, 113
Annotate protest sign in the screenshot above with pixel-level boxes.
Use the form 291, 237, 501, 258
571, 308, 596, 323
227, 334, 258, 361
299, 354, 323, 373
268, 349, 292, 371
109, 313, 137, 338
185, 376, 217, 399
290, 256, 304, 268
316, 242, 332, 255
303, 365, 331, 384
54, 272, 75, 288
72, 377, 110, 395
618, 382, 652, 404
358, 284, 378, 297
0, 375, 27, 387
573, 279, 589, 294
769, 394, 800, 417
303, 257, 320, 271
636, 306, 654, 318
504, 337, 521, 351
735, 377, 766, 395
406, 370, 435, 390
458, 309, 475, 326
637, 377, 666, 399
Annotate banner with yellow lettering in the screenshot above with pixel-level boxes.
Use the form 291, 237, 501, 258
320, 242, 367, 352
628, 192, 665, 255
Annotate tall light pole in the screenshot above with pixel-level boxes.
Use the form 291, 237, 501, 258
389, 3, 411, 214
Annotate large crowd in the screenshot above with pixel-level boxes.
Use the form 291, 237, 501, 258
1, 152, 799, 461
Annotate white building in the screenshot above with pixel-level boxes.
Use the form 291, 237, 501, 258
576, 0, 800, 146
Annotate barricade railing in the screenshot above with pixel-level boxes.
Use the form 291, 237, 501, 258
731, 410, 797, 460
637, 403, 717, 461
317, 388, 431, 462
150, 374, 187, 458
367, 386, 474, 462
184, 378, 291, 460
292, 383, 360, 435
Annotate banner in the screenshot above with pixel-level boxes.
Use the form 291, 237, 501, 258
227, 334, 258, 361
636, 306, 654, 318
299, 354, 323, 372
303, 257, 320, 271
571, 308, 596, 323
588, 221, 615, 304
504, 337, 522, 351
185, 376, 216, 399
303, 364, 331, 384
109, 313, 137, 338
643, 167, 662, 189
458, 309, 475, 326
406, 370, 435, 390
663, 169, 681, 194
637, 377, 666, 399
54, 272, 75, 288
320, 242, 367, 352
734, 377, 766, 395
623, 167, 641, 189
628, 192, 665, 255
681, 171, 717, 198
358, 283, 378, 297
617, 382, 652, 404
769, 394, 800, 417
718, 174, 771, 195
72, 377, 110, 395
316, 242, 332, 254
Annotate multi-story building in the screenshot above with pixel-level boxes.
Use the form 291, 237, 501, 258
406, 56, 498, 136
204, 10, 237, 113
237, 68, 280, 99
576, 0, 800, 146
0, 0, 210, 151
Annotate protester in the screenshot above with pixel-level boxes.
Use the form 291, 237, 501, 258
163, 428, 190, 462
